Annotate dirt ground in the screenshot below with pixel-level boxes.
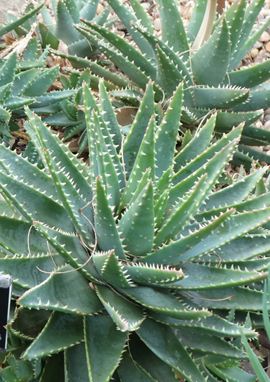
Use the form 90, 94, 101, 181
0, 0, 26, 23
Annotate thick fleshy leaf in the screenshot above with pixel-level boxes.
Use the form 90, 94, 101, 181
95, 285, 145, 331
65, 343, 89, 382
122, 286, 211, 319
123, 83, 154, 175
118, 182, 154, 256
94, 178, 125, 259
23, 312, 83, 359
137, 319, 204, 382
192, 19, 231, 86
18, 265, 102, 314
92, 251, 133, 288
84, 315, 127, 382
156, 0, 188, 54
155, 82, 184, 178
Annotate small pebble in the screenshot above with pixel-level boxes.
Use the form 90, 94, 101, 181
251, 48, 259, 58
265, 42, 270, 52
264, 120, 270, 130
154, 18, 161, 31
260, 31, 270, 42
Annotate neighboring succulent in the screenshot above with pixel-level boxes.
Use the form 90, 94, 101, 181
42, 66, 126, 154
0, 82, 270, 381
0, 35, 79, 154
0, 2, 44, 38
3, 0, 109, 58
67, 0, 270, 164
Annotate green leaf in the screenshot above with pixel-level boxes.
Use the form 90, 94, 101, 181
0, 2, 44, 36
40, 353, 64, 382
176, 327, 245, 359
94, 178, 125, 259
155, 82, 184, 178
38, 23, 59, 49
216, 110, 263, 133
232, 0, 264, 62
81, 21, 155, 79
230, 16, 270, 70
0, 54, 17, 87
122, 287, 210, 319
179, 263, 265, 289
228, 60, 270, 88
77, 26, 151, 89
151, 312, 255, 338
86, 111, 122, 208
121, 117, 155, 207
64, 343, 89, 382
0, 171, 73, 231
0, 217, 47, 255
123, 82, 154, 175
0, 143, 58, 200
98, 80, 122, 150
156, 0, 189, 55
241, 334, 269, 382
171, 143, 240, 215
137, 319, 204, 382
129, 0, 154, 33
56, 0, 81, 44
201, 167, 267, 211
262, 275, 270, 340
81, 0, 99, 20
92, 251, 133, 288
234, 84, 270, 111
18, 265, 102, 314
118, 182, 154, 256
0, 253, 63, 289
154, 175, 208, 246
174, 114, 216, 171
124, 262, 184, 286
95, 285, 145, 331
225, 0, 246, 53
188, 0, 207, 41
189, 286, 263, 311
155, 45, 184, 97
23, 312, 83, 359
117, 352, 156, 382
23, 66, 59, 97
107, 0, 154, 58
138, 28, 193, 85
84, 315, 127, 382
179, 207, 270, 262
25, 109, 94, 244
129, 337, 180, 382
192, 19, 230, 86
187, 86, 249, 109
207, 364, 256, 382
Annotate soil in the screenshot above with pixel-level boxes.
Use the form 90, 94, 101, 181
0, 0, 26, 23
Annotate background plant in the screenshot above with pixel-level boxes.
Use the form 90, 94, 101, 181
68, 0, 270, 165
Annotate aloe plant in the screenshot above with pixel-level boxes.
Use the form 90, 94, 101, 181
64, 0, 270, 164
0, 34, 80, 147
3, 0, 108, 58
0, 82, 270, 381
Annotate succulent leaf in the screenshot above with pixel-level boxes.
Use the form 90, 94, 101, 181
84, 315, 127, 382
23, 312, 83, 360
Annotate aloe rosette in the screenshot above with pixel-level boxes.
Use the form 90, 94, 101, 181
0, 82, 269, 381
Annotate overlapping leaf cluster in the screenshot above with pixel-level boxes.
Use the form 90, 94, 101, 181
0, 81, 269, 381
